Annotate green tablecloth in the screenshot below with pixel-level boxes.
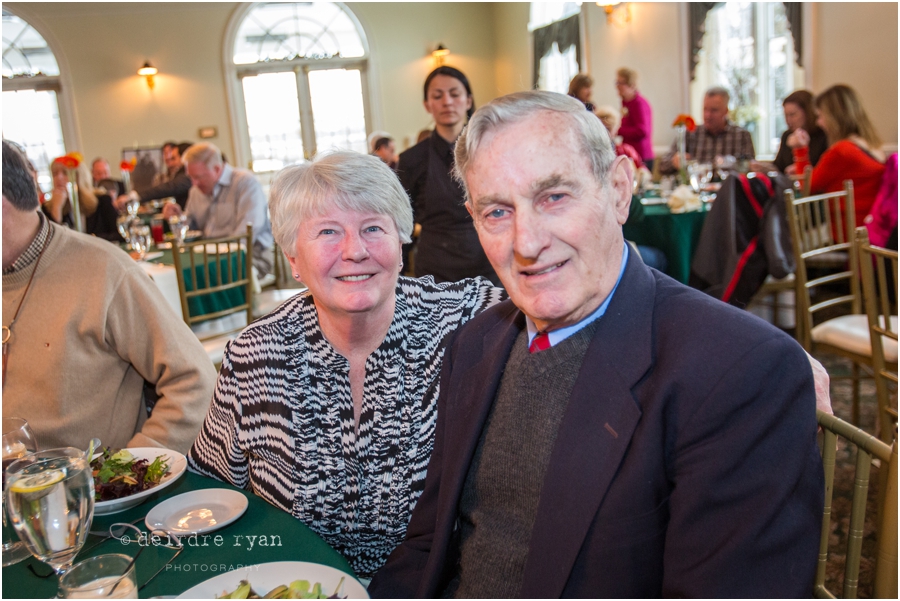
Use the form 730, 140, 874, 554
623, 201, 710, 284
2, 472, 356, 598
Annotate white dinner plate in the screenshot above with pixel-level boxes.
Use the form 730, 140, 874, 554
177, 561, 368, 599
145, 488, 248, 536
94, 447, 187, 516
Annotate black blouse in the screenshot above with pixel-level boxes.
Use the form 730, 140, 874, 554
397, 131, 500, 286
773, 128, 829, 173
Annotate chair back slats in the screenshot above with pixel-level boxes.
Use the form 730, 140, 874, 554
855, 227, 899, 446
170, 224, 254, 341
814, 410, 897, 599
785, 181, 859, 350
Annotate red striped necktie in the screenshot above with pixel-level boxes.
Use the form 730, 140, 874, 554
529, 331, 551, 353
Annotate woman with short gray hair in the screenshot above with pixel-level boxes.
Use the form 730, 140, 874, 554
188, 151, 505, 578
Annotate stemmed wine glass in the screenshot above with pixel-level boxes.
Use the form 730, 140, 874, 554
2, 417, 37, 566
5, 447, 94, 576
128, 224, 152, 261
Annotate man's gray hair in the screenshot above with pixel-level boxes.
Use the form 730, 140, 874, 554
705, 86, 731, 105
453, 90, 616, 199
182, 142, 223, 170
269, 151, 413, 257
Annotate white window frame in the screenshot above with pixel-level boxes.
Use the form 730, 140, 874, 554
1, 5, 81, 165
223, 2, 375, 174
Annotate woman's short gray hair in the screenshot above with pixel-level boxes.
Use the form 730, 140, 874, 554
269, 151, 413, 257
453, 90, 616, 198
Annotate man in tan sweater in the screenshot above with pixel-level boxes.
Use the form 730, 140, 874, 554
2, 140, 216, 455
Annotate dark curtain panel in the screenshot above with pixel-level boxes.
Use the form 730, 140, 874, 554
783, 3, 804, 67
690, 2, 803, 80
688, 2, 719, 81
532, 14, 581, 88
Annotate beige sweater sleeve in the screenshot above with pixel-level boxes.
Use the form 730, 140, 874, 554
105, 261, 217, 454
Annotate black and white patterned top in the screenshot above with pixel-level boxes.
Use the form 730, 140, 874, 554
187, 276, 506, 578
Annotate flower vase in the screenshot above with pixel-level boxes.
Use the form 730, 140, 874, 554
121, 171, 131, 195
67, 172, 83, 233
675, 125, 689, 186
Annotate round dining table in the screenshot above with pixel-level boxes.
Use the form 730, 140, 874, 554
623, 197, 711, 284
2, 471, 358, 599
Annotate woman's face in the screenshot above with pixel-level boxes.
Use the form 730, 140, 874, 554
576, 85, 593, 104
816, 107, 835, 139
423, 74, 472, 128
288, 205, 402, 318
614, 78, 634, 101
51, 164, 69, 188
783, 102, 806, 132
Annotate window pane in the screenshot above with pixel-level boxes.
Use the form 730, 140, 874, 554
529, 2, 581, 30
234, 2, 364, 64
242, 71, 304, 173
3, 89, 65, 192
538, 43, 578, 94
2, 8, 60, 77
308, 69, 366, 154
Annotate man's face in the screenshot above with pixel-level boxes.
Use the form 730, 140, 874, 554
186, 161, 224, 196
92, 160, 110, 183
465, 111, 632, 333
374, 141, 396, 165
163, 146, 181, 172
703, 94, 729, 134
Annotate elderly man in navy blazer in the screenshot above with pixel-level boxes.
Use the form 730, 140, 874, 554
368, 91, 823, 598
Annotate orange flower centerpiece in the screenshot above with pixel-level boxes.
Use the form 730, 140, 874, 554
119, 157, 137, 194
671, 114, 696, 185
52, 152, 85, 232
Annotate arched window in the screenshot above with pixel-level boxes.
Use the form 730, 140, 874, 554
228, 2, 370, 174
2, 7, 67, 191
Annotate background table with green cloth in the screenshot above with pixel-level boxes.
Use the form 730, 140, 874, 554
146, 246, 247, 318
2, 472, 357, 599
623, 200, 710, 284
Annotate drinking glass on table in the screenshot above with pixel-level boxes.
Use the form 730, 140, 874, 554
59, 554, 137, 599
5, 447, 94, 575
2, 417, 37, 566
168, 214, 189, 245
125, 197, 140, 218
128, 224, 152, 260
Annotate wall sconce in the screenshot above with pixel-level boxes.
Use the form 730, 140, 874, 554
431, 44, 449, 66
137, 61, 158, 89
597, 2, 631, 26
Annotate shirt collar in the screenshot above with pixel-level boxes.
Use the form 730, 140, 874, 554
3, 211, 52, 275
212, 163, 234, 200
525, 242, 629, 348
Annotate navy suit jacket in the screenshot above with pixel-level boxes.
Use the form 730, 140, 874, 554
369, 253, 823, 598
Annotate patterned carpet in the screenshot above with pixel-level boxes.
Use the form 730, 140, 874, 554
815, 352, 889, 599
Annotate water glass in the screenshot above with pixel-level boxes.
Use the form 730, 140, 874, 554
168, 215, 189, 244
2, 418, 37, 566
59, 554, 137, 599
128, 224, 152, 260
125, 197, 140, 217
5, 447, 94, 575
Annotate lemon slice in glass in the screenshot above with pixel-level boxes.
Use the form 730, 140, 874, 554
10, 469, 65, 494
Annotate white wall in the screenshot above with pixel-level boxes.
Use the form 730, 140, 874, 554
582, 2, 687, 156
811, 2, 898, 146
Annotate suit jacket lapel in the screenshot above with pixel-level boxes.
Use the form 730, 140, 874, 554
521, 254, 657, 597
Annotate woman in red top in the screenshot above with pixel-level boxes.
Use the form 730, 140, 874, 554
805, 84, 885, 228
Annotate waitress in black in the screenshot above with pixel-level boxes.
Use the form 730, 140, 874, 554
398, 66, 501, 286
